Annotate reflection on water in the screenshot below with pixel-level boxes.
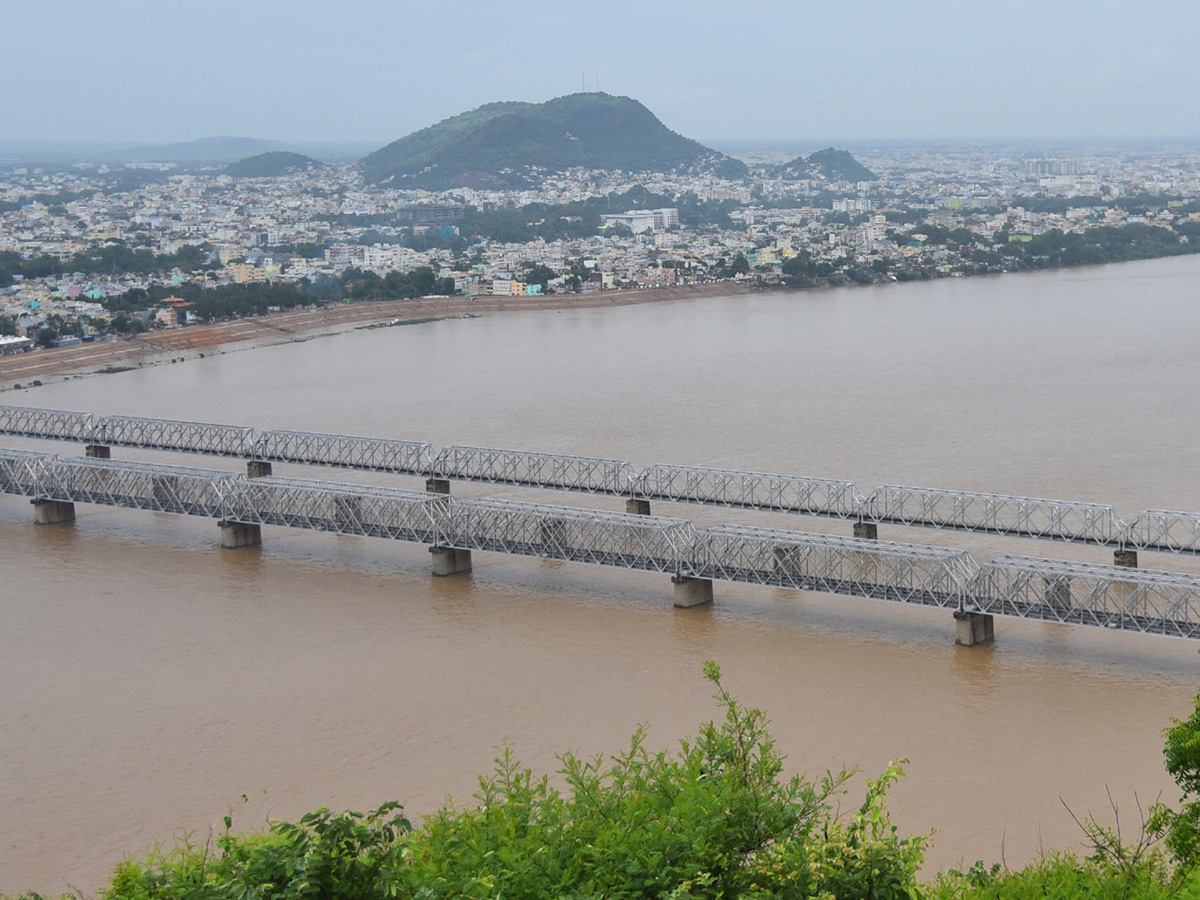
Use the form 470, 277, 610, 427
4, 257, 1200, 892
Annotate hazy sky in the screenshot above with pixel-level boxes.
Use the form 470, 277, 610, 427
5, 0, 1198, 145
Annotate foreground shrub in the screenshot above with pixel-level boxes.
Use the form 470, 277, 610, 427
101, 662, 925, 900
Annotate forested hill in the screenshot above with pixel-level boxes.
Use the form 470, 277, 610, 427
361, 93, 747, 189
225, 151, 321, 177
772, 147, 878, 182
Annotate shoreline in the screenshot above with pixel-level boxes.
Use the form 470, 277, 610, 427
0, 281, 753, 388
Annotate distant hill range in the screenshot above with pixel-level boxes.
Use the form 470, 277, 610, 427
226, 151, 323, 177
770, 147, 877, 182
361, 92, 748, 189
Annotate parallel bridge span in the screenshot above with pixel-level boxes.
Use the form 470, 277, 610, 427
1, 404, 1196, 553
4, 448, 1200, 642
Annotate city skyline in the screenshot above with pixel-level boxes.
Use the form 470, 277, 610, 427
5, 0, 1199, 146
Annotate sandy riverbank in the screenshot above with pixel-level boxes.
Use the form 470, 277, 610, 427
0, 281, 754, 389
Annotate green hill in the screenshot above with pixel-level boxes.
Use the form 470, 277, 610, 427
225, 151, 322, 177
361, 93, 747, 188
774, 147, 876, 182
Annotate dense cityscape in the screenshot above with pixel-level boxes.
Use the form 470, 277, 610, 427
2, 140, 1198, 353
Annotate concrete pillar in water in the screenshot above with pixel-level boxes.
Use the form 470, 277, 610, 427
31, 498, 75, 524
853, 521, 878, 540
426, 477, 451, 495
218, 520, 261, 549
672, 575, 714, 608
954, 610, 995, 646
246, 460, 273, 478
84, 444, 111, 459
1114, 549, 1138, 568
625, 498, 652, 516
430, 546, 472, 576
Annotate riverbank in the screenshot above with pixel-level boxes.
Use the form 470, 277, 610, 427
0, 281, 753, 388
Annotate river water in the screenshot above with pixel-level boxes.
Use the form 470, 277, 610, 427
4, 257, 1200, 893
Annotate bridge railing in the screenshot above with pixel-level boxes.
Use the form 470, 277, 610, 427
864, 485, 1125, 543
964, 556, 1200, 638
688, 523, 975, 606
0, 405, 92, 442
634, 464, 859, 516
224, 476, 443, 542
438, 497, 694, 572
253, 431, 432, 474
94, 415, 254, 457
432, 446, 635, 493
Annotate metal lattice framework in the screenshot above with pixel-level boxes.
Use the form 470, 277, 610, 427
965, 556, 1200, 638
1126, 511, 1200, 555
12, 406, 1200, 557
634, 465, 859, 517
7, 450, 1200, 638
865, 485, 1123, 543
94, 414, 254, 457
224, 476, 443, 542
30, 456, 236, 516
432, 446, 634, 493
253, 430, 431, 474
0, 405, 91, 441
689, 524, 975, 606
438, 497, 694, 572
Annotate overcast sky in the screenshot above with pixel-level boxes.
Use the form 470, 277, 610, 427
4, 0, 1198, 146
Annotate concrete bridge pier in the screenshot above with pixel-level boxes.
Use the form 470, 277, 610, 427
853, 521, 878, 540
430, 546, 472, 576
246, 460, 273, 478
218, 520, 261, 548
426, 478, 451, 495
672, 575, 713, 608
1114, 548, 1138, 568
625, 498, 652, 516
31, 498, 75, 524
84, 444, 111, 459
954, 610, 995, 646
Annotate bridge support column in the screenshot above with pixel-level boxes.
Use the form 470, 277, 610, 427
1114, 549, 1138, 568
218, 520, 261, 549
246, 460, 273, 478
672, 575, 713, 608
31, 498, 75, 524
84, 444, 111, 459
426, 477, 451, 495
625, 498, 652, 516
853, 521, 878, 540
954, 610, 994, 646
430, 546, 472, 576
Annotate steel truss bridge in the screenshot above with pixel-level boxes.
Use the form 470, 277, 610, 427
2, 404, 1199, 554
4, 448, 1200, 640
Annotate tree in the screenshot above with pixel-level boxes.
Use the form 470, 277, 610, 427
730, 252, 750, 275
525, 264, 555, 293
1150, 692, 1200, 870
0, 314, 15, 337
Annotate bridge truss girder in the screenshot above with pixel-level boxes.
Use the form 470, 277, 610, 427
866, 485, 1123, 544
634, 464, 858, 517
95, 415, 254, 457
31, 456, 236, 517
966, 556, 1200, 638
1126, 510, 1200, 554
0, 405, 91, 442
254, 431, 431, 474
438, 497, 694, 572
689, 523, 975, 607
432, 446, 634, 494
225, 476, 442, 542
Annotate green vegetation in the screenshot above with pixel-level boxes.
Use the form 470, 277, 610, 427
360, 93, 747, 189
15, 673, 1200, 900
225, 152, 322, 178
